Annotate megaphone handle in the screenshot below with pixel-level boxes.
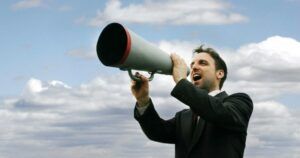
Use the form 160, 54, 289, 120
128, 69, 155, 82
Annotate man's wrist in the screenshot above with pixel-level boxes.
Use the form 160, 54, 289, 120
175, 77, 186, 84
137, 97, 150, 107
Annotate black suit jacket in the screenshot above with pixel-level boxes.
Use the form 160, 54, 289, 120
134, 79, 253, 158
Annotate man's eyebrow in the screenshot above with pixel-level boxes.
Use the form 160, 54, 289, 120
190, 59, 210, 65
199, 59, 208, 63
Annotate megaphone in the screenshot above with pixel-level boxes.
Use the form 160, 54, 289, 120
96, 22, 189, 81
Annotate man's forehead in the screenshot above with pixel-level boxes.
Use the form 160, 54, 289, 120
192, 53, 214, 62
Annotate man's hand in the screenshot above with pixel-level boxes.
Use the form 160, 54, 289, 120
170, 53, 188, 84
131, 72, 150, 107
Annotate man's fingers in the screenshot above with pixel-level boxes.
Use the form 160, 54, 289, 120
170, 53, 178, 61
132, 81, 142, 90
131, 72, 148, 90
171, 53, 177, 65
134, 72, 149, 82
171, 53, 185, 64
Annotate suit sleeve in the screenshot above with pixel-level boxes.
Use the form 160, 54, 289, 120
134, 98, 176, 144
171, 79, 253, 131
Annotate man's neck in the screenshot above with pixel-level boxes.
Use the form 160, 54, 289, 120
209, 89, 222, 96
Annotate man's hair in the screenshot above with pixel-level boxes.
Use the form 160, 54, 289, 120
193, 45, 227, 89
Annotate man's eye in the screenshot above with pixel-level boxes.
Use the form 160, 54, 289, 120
199, 61, 207, 65
190, 62, 194, 68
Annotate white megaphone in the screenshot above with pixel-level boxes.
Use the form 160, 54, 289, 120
96, 22, 189, 81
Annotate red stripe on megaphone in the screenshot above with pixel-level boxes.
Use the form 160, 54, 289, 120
119, 28, 131, 65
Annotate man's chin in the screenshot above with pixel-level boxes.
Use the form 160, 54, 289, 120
192, 81, 202, 88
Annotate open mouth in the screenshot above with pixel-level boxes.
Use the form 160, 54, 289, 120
193, 74, 202, 81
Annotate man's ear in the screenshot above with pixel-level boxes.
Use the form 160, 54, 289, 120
216, 70, 224, 80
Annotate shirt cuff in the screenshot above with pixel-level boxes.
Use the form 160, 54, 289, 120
136, 102, 150, 115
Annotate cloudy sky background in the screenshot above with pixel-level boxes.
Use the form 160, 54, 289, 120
1, 0, 300, 158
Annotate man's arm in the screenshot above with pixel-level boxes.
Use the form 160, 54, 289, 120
134, 98, 176, 144
171, 79, 253, 131
130, 73, 176, 144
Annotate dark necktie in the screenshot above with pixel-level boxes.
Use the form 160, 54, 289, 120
191, 113, 198, 137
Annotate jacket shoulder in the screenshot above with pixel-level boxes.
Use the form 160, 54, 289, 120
226, 92, 253, 110
228, 92, 252, 102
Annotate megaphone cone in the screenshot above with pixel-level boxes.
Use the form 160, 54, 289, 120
96, 23, 189, 81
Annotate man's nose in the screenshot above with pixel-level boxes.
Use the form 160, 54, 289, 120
192, 63, 200, 71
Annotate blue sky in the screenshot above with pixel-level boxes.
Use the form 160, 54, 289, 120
1, 0, 300, 158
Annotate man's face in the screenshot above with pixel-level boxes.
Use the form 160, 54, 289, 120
190, 53, 222, 91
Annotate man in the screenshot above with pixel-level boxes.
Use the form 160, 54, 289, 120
131, 45, 253, 158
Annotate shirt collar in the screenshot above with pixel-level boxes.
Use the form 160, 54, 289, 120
208, 89, 223, 97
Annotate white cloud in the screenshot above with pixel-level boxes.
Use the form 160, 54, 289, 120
88, 0, 248, 26
24, 78, 47, 93
245, 101, 300, 158
0, 75, 176, 158
11, 0, 44, 10
219, 36, 300, 100
1, 74, 300, 158
228, 36, 300, 82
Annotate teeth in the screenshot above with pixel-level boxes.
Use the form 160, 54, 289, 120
193, 73, 201, 77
